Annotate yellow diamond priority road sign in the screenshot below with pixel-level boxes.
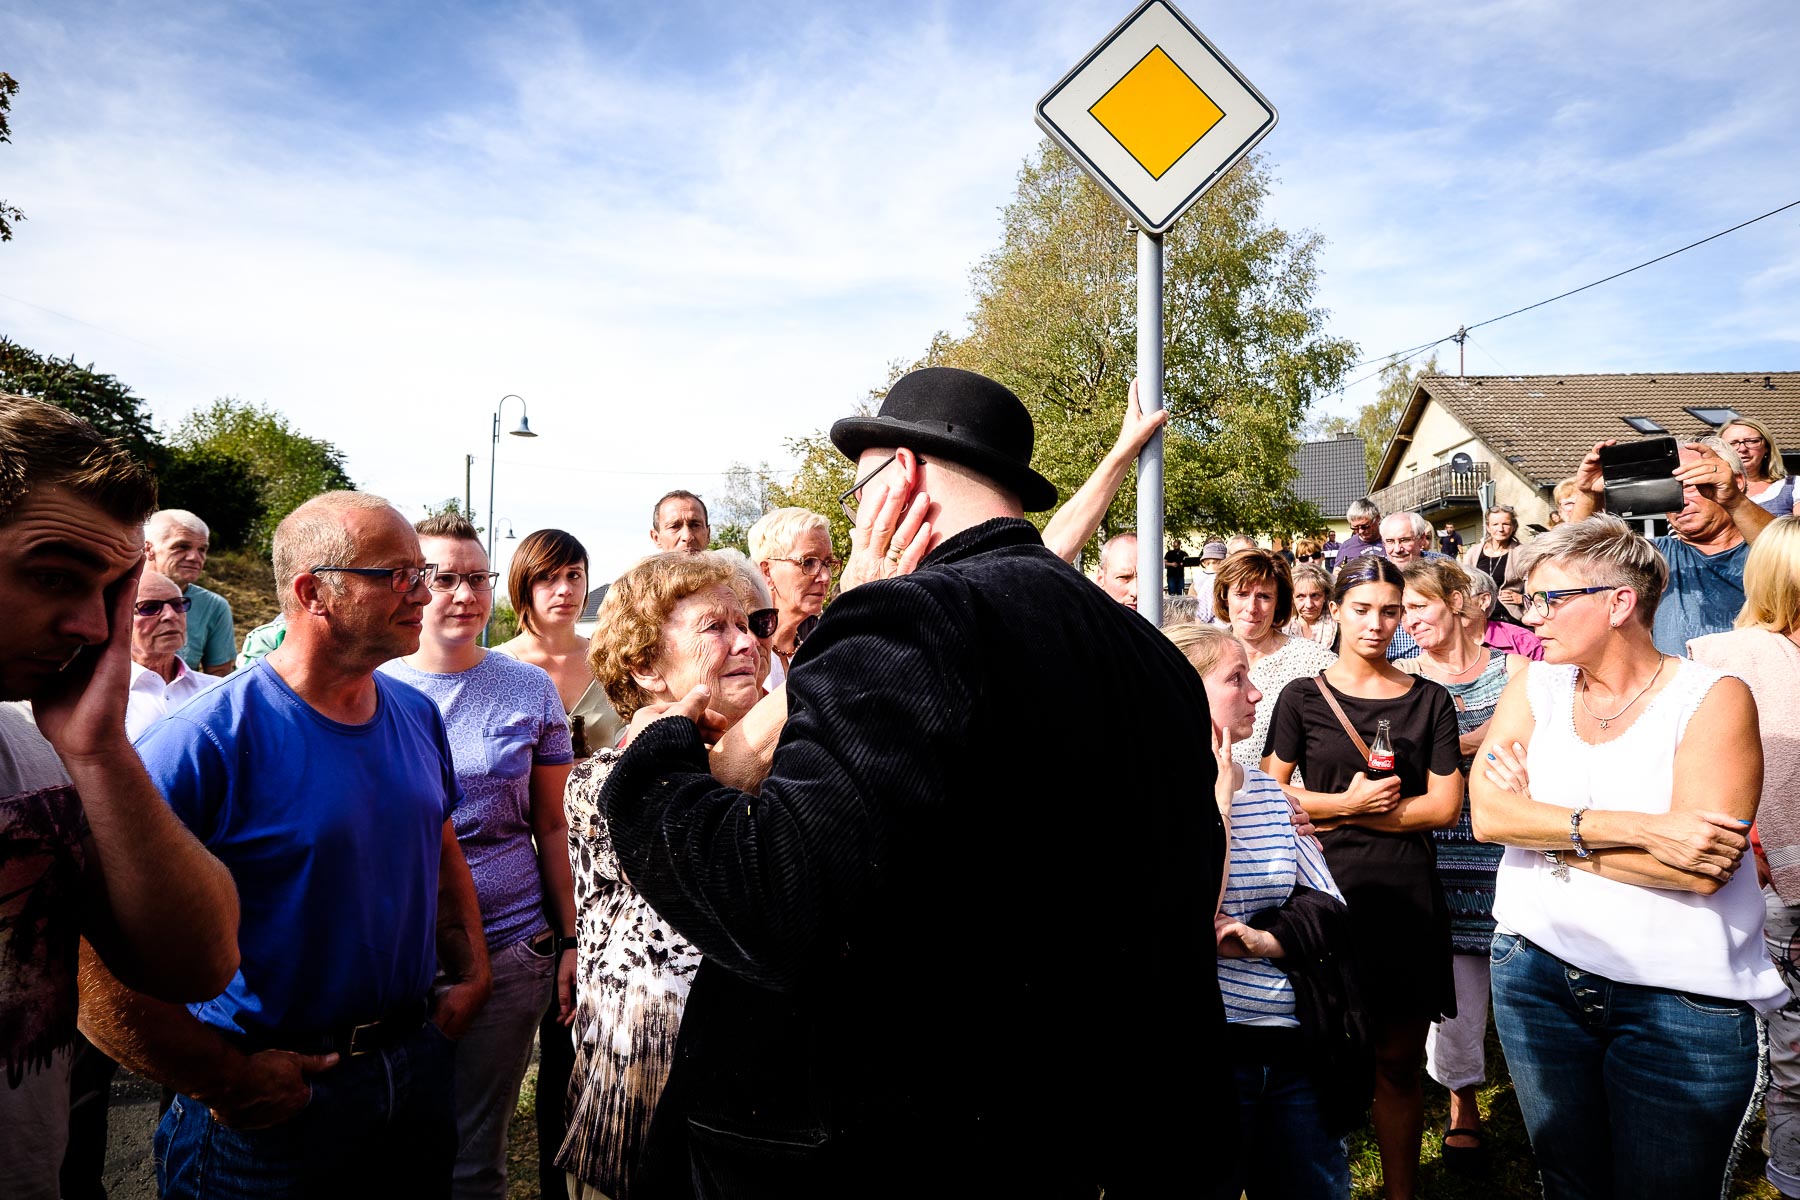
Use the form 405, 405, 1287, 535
1037, 0, 1276, 233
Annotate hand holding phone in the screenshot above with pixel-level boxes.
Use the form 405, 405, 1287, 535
1600, 437, 1684, 518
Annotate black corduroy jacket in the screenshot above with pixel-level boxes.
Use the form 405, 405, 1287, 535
602, 517, 1226, 1199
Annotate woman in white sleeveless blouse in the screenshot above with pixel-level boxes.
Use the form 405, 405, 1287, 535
1471, 516, 1784, 1200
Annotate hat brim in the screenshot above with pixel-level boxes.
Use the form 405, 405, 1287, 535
830, 417, 1060, 513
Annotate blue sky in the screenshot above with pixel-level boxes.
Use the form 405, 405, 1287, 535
2, 0, 1796, 578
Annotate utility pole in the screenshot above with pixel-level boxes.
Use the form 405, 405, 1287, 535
1453, 325, 1468, 377
465, 454, 474, 520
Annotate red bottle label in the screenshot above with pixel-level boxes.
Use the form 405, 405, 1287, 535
1368, 751, 1394, 771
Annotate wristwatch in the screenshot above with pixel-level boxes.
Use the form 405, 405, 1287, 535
556, 935, 579, 954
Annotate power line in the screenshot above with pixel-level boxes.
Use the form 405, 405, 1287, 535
1342, 197, 1800, 380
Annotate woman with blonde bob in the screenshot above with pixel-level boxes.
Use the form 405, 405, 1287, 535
1472, 515, 1785, 1199
1689, 516, 1800, 1196
1720, 416, 1799, 517
1165, 623, 1352, 1199
748, 506, 838, 688
559, 552, 770, 1200
1397, 558, 1526, 1170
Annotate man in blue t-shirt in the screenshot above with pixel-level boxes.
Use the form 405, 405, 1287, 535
1569, 436, 1775, 655
81, 492, 491, 1198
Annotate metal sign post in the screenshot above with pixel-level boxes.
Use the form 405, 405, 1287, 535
1036, 0, 1277, 622
1137, 231, 1164, 626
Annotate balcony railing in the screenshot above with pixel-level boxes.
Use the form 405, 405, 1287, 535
1369, 461, 1490, 516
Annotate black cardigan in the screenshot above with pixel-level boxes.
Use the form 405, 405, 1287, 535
602, 518, 1227, 1198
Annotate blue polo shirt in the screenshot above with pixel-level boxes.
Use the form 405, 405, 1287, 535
135, 661, 460, 1038
1651, 536, 1749, 656
179, 582, 235, 671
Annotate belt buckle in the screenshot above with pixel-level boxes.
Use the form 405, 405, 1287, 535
346, 1020, 381, 1057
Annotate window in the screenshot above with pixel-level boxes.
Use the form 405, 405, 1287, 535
1621, 415, 1668, 434
1683, 406, 1741, 428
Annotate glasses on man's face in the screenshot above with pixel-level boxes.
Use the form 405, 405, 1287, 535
776, 555, 842, 578
311, 564, 437, 592
1521, 585, 1617, 620
1349, 520, 1375, 537
838, 452, 902, 523
134, 597, 194, 618
748, 607, 778, 638
429, 570, 499, 592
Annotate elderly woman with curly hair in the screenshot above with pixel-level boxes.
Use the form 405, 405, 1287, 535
1473, 515, 1785, 1199
748, 506, 838, 688
557, 552, 770, 1200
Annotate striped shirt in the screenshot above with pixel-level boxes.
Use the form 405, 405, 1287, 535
1218, 767, 1343, 1027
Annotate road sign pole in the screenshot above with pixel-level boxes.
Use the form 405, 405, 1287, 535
1136, 227, 1164, 628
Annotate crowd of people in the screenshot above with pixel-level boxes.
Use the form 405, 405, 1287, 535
1, 373, 1797, 1200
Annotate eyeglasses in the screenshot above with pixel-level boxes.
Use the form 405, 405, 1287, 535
429, 570, 499, 592
311, 564, 437, 592
748, 607, 778, 638
775, 555, 842, 578
133, 597, 194, 617
1726, 436, 1764, 451
1521, 585, 1617, 619
837, 452, 918, 523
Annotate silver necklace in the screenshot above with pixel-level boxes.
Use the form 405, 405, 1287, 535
1578, 656, 1666, 728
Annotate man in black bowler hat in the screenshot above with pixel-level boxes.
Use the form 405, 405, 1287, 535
599, 366, 1225, 1198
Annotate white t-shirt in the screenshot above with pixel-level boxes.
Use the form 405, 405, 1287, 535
0, 704, 87, 1200
1491, 660, 1785, 1010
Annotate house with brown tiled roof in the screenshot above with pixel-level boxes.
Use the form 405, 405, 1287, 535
1367, 372, 1800, 533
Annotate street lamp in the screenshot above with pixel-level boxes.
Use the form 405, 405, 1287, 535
486, 395, 536, 562
484, 398, 536, 646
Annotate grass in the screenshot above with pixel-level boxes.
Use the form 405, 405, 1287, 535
499, 1024, 1783, 1199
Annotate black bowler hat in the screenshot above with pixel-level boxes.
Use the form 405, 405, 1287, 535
829, 367, 1059, 512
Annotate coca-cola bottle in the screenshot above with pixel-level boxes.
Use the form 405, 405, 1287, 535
1366, 719, 1396, 780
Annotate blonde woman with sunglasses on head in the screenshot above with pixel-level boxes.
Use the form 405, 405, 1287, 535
748, 507, 839, 689
1471, 515, 1783, 1199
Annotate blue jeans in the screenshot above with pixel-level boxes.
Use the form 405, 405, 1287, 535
1489, 931, 1763, 1199
154, 1020, 456, 1199
1212, 1055, 1349, 1199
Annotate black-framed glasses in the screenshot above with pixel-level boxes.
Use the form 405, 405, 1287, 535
748, 607, 778, 638
1521, 585, 1617, 619
311, 564, 437, 592
838, 452, 906, 523
429, 570, 499, 592
133, 597, 194, 617
775, 555, 842, 578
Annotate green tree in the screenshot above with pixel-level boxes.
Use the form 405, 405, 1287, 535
1315, 354, 1439, 480
157, 445, 263, 549
172, 398, 354, 553
0, 337, 160, 459
709, 462, 780, 555
1, 72, 23, 242
775, 142, 1356, 557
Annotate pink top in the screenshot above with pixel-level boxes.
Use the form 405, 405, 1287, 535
1483, 621, 1545, 662
1688, 627, 1800, 904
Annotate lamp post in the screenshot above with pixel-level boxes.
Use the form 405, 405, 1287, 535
486, 395, 536, 561
484, 397, 536, 645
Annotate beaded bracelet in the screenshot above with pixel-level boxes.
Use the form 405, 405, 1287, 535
1570, 806, 1592, 860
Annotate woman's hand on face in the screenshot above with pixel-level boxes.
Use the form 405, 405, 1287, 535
1342, 770, 1401, 815
840, 481, 932, 594
1215, 915, 1284, 959
1481, 739, 1531, 799
1211, 724, 1235, 817
1638, 810, 1750, 880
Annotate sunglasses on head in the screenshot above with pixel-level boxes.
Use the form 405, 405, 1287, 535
134, 597, 194, 617
748, 608, 779, 638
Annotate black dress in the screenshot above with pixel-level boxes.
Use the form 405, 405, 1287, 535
1268, 673, 1461, 1024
